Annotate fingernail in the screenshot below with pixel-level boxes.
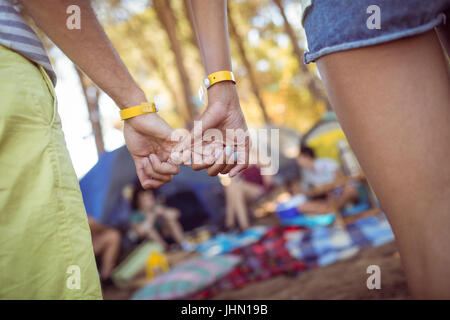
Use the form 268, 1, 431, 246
170, 153, 181, 165
215, 149, 223, 160
225, 146, 232, 157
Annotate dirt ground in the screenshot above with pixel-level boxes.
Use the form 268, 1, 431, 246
212, 241, 410, 300
103, 241, 410, 300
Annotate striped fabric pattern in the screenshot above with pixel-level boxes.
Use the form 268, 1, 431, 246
132, 255, 242, 300
0, 0, 56, 85
286, 215, 395, 268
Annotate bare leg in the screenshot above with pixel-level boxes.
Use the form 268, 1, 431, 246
224, 180, 262, 230
146, 228, 168, 250
92, 229, 121, 280
236, 181, 265, 230
163, 208, 185, 245
141, 215, 168, 250
229, 182, 250, 230
240, 180, 265, 200
224, 184, 237, 229
298, 200, 332, 214
317, 31, 450, 298
330, 184, 359, 210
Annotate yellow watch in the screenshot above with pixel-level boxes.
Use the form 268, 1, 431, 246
120, 102, 158, 120
203, 70, 236, 89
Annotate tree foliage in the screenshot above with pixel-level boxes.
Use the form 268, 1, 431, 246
69, 0, 327, 135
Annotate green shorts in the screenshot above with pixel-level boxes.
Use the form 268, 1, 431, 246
0, 45, 102, 299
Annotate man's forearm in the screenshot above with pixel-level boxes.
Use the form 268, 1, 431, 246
21, 0, 145, 109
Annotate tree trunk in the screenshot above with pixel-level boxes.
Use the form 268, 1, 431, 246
273, 0, 332, 111
145, 51, 190, 123
124, 18, 189, 123
228, 7, 271, 124
154, 0, 198, 121
181, 0, 204, 76
182, 0, 199, 50
75, 67, 105, 156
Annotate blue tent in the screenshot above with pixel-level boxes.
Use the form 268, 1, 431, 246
79, 146, 225, 229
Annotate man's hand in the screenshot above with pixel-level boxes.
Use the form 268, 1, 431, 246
124, 113, 179, 189
172, 82, 250, 177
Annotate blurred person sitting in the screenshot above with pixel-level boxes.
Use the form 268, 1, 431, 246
129, 183, 192, 251
296, 144, 359, 214
224, 164, 274, 231
87, 217, 121, 282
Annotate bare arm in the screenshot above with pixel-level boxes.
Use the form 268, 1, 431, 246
21, 0, 144, 108
180, 0, 249, 177
21, 0, 178, 188
189, 0, 231, 74
88, 217, 109, 234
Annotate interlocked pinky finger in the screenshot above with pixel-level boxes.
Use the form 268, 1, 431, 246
220, 151, 239, 175
143, 159, 173, 182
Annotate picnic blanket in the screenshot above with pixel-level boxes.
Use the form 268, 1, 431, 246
285, 215, 395, 268
195, 226, 269, 257
136, 216, 394, 299
280, 213, 336, 228
131, 254, 241, 300
275, 194, 336, 227
193, 226, 307, 299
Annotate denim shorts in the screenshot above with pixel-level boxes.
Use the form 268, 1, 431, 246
302, 0, 450, 64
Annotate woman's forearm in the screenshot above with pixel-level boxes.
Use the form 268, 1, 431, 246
188, 0, 232, 74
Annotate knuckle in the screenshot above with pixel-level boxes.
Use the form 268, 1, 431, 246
145, 166, 154, 175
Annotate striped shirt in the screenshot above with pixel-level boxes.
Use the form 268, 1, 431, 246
0, 0, 56, 85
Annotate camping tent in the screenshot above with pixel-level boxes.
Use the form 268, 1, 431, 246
79, 145, 225, 230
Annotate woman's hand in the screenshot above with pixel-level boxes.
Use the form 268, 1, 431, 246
172, 82, 250, 177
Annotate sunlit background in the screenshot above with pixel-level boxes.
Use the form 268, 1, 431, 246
27, 0, 407, 301
47, 0, 328, 177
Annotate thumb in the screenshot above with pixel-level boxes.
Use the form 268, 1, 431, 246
196, 105, 222, 134
189, 106, 225, 151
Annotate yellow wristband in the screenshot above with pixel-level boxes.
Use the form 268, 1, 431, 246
203, 70, 236, 89
120, 102, 158, 120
